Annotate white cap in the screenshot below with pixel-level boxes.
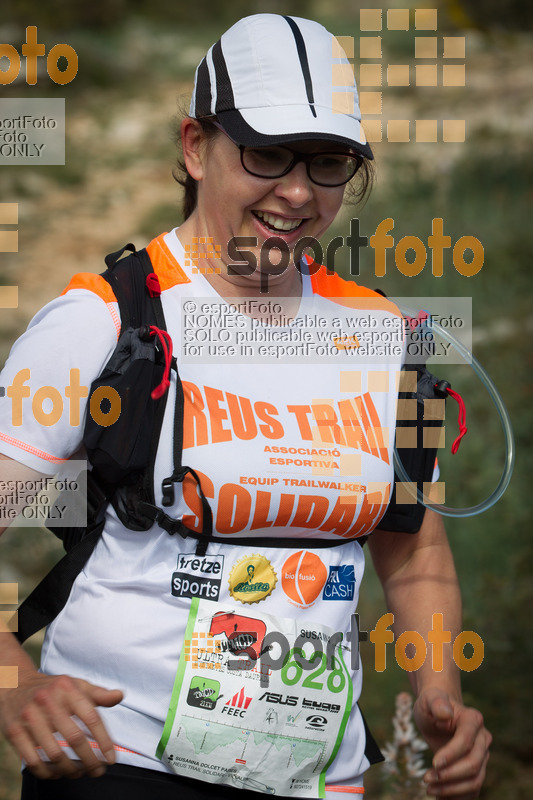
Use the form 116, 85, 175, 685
190, 13, 373, 159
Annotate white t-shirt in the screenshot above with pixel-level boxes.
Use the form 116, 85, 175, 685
0, 230, 406, 795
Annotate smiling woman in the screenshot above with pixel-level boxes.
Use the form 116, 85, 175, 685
0, 12, 491, 800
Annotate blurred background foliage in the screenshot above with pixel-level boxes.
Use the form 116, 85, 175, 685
0, 0, 531, 797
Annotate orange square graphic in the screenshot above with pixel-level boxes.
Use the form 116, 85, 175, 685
0, 231, 18, 252
415, 37, 437, 59
367, 482, 390, 505
416, 119, 438, 142
360, 9, 382, 31
333, 36, 354, 58
424, 481, 445, 504
0, 203, 18, 224
387, 65, 410, 86
371, 426, 390, 447
368, 371, 389, 392
0, 287, 18, 308
395, 481, 417, 505
360, 92, 382, 115
387, 9, 410, 30
360, 37, 382, 59
340, 371, 362, 393
443, 64, 465, 87
332, 92, 354, 115
340, 489, 361, 506
0, 583, 18, 604
332, 63, 355, 87
398, 370, 417, 392
397, 398, 417, 420
443, 36, 465, 58
0, 611, 17, 632
363, 120, 382, 142
395, 426, 418, 449
416, 65, 438, 87
387, 119, 410, 142
360, 64, 382, 86
0, 667, 18, 689
424, 398, 446, 420
340, 454, 361, 476
423, 426, 445, 449
443, 119, 466, 142
415, 8, 438, 30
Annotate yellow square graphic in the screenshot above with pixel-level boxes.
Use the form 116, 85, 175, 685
360, 37, 382, 59
340, 371, 362, 392
416, 119, 438, 142
443, 36, 465, 58
387, 65, 410, 86
423, 426, 445, 449
333, 36, 354, 59
368, 371, 389, 392
340, 453, 362, 476
332, 92, 354, 115
415, 65, 438, 86
424, 398, 445, 420
398, 370, 417, 392
395, 481, 417, 505
395, 426, 418, 449
424, 481, 445, 503
387, 9, 410, 30
0, 203, 18, 224
415, 36, 437, 59
0, 231, 18, 252
0, 666, 18, 689
312, 456, 335, 476
397, 398, 417, 420
387, 119, 410, 142
360, 92, 382, 115
415, 8, 438, 30
0, 582, 18, 604
443, 119, 465, 142
332, 63, 355, 87
360, 64, 382, 86
0, 287, 18, 308
360, 9, 382, 30
443, 64, 465, 86
363, 119, 382, 142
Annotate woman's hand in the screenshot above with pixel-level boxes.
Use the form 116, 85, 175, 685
414, 686, 492, 799
0, 670, 123, 779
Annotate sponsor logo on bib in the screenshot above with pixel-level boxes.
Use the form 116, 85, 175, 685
322, 565, 356, 601
186, 677, 222, 710
281, 550, 328, 608
172, 553, 224, 600
229, 554, 277, 604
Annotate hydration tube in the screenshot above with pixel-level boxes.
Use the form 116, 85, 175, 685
393, 315, 515, 518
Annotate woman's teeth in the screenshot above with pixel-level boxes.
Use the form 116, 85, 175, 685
254, 211, 303, 232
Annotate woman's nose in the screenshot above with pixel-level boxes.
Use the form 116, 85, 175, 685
273, 161, 314, 207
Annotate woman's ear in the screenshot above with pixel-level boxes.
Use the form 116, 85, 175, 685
181, 118, 206, 181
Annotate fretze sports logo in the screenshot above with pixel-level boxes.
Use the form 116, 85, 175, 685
171, 553, 224, 600
222, 687, 252, 718
322, 565, 356, 601
186, 677, 222, 710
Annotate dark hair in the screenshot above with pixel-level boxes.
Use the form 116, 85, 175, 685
172, 111, 374, 220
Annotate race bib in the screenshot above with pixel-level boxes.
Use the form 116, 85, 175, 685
156, 598, 352, 797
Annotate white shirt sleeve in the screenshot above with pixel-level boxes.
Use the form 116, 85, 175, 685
0, 288, 119, 474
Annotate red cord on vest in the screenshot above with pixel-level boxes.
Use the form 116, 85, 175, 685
149, 326, 173, 399
146, 273, 161, 298
444, 386, 468, 453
